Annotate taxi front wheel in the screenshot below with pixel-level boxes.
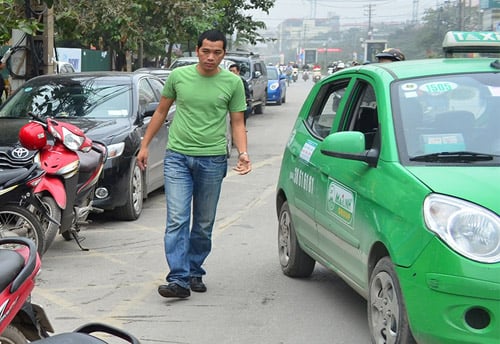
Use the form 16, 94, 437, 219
368, 257, 416, 344
278, 201, 315, 277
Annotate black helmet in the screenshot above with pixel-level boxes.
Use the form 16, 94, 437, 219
376, 48, 405, 62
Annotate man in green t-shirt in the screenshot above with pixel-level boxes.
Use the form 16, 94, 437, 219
137, 29, 251, 298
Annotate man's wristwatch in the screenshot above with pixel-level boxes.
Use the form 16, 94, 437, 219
238, 152, 248, 157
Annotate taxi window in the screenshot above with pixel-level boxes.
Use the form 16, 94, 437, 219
393, 73, 500, 159
305, 79, 349, 139
345, 82, 379, 150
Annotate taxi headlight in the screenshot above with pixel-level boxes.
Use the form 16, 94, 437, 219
269, 82, 279, 91
424, 194, 500, 263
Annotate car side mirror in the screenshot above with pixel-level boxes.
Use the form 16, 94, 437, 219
320, 131, 379, 167
253, 71, 262, 79
143, 102, 159, 118
279, 74, 286, 80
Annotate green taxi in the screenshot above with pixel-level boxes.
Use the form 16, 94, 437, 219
276, 32, 500, 343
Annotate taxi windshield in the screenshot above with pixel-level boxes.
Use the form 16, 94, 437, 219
393, 73, 500, 162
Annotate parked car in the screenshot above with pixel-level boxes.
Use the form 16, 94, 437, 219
276, 31, 499, 344
266, 65, 286, 105
225, 51, 268, 115
134, 67, 170, 81
0, 72, 174, 220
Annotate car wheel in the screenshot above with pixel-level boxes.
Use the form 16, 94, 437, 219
115, 158, 144, 220
254, 102, 264, 114
368, 257, 416, 344
278, 201, 315, 277
282, 94, 286, 103
276, 94, 282, 105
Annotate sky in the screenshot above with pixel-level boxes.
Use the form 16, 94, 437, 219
250, 0, 451, 29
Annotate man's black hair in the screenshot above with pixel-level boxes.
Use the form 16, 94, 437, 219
197, 29, 227, 51
229, 63, 240, 71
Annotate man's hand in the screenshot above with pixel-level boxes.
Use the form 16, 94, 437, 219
233, 152, 251, 175
137, 147, 148, 171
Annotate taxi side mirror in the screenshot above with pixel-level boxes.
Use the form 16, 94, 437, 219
320, 131, 379, 167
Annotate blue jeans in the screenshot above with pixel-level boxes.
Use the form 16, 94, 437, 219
163, 149, 227, 289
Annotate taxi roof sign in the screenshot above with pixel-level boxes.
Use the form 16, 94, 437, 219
442, 31, 500, 56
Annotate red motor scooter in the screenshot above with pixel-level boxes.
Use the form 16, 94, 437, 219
18, 113, 107, 250
0, 237, 53, 342
0, 237, 141, 344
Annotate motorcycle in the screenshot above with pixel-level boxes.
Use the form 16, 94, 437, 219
312, 67, 322, 83
0, 237, 141, 344
302, 70, 309, 82
0, 237, 53, 342
0, 164, 54, 255
18, 112, 107, 250
292, 68, 299, 82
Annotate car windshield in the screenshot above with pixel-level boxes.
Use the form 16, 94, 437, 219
0, 79, 131, 119
393, 73, 500, 161
267, 68, 279, 80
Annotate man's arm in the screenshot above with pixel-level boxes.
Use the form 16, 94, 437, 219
230, 111, 251, 175
137, 96, 174, 170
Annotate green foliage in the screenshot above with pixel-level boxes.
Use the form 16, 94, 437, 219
0, 0, 51, 44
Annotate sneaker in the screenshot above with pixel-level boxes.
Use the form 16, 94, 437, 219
189, 276, 207, 293
158, 283, 190, 298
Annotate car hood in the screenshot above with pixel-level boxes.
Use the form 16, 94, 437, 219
406, 166, 499, 213
63, 118, 131, 144
0, 118, 131, 147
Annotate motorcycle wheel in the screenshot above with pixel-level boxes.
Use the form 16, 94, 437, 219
29, 196, 61, 253
0, 325, 28, 344
0, 205, 45, 256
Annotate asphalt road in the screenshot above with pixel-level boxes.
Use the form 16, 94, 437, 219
33, 76, 370, 344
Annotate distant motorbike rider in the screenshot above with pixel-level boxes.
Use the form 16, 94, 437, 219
376, 48, 405, 63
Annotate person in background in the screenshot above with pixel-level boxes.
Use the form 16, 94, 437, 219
229, 63, 252, 125
0, 56, 6, 104
375, 48, 405, 63
137, 29, 252, 299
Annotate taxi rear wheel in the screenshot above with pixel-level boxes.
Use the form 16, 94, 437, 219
368, 257, 416, 344
278, 201, 315, 277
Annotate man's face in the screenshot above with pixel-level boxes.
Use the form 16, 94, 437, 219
229, 67, 239, 75
196, 39, 225, 75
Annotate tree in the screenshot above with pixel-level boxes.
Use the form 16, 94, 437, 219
211, 0, 275, 48
0, 0, 54, 44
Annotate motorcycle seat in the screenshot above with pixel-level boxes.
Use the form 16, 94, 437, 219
0, 167, 29, 188
0, 249, 24, 292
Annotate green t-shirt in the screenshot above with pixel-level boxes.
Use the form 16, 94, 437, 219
163, 64, 247, 156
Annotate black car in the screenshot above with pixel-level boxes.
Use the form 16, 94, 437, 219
224, 51, 268, 115
0, 72, 174, 220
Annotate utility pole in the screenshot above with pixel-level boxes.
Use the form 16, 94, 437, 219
365, 3, 375, 39
412, 0, 419, 24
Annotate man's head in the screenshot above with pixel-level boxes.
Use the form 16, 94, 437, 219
196, 29, 227, 76
229, 63, 240, 75
197, 30, 227, 51
376, 48, 405, 63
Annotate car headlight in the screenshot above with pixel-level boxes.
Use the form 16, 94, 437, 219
106, 142, 125, 159
424, 194, 500, 263
269, 82, 279, 91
